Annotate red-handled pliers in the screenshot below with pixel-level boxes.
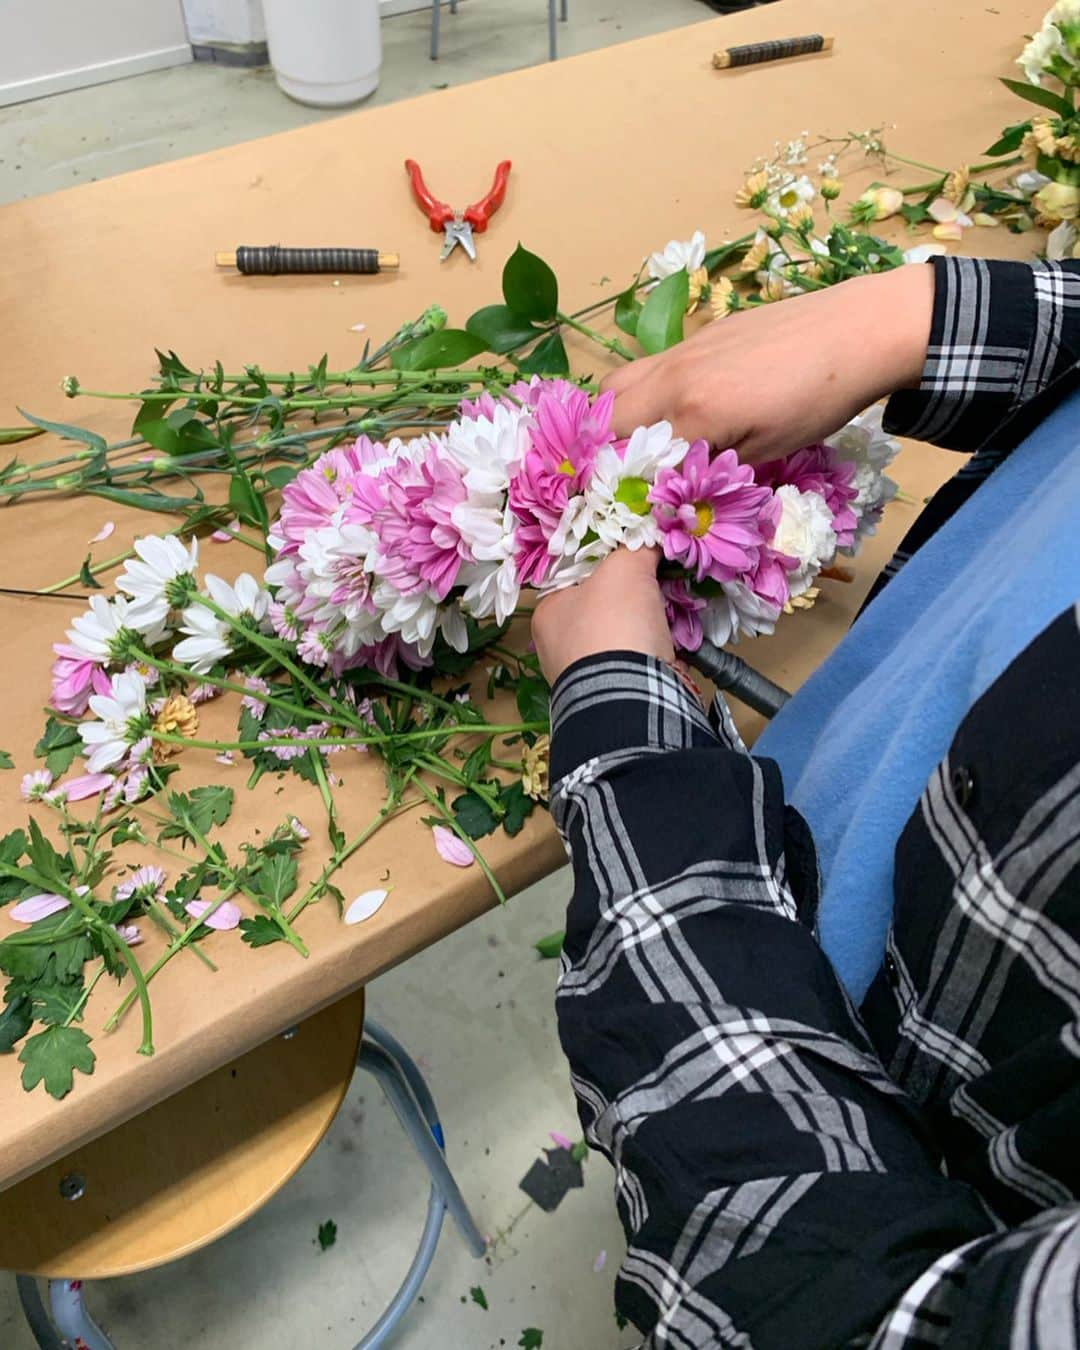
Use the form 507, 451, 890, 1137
405, 158, 512, 261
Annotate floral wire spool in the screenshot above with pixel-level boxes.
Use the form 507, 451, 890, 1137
712, 36, 834, 70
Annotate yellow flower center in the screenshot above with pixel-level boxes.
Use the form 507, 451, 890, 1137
778, 187, 799, 210
558, 457, 575, 475
692, 503, 714, 537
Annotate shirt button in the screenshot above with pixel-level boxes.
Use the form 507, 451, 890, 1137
951, 764, 976, 808
884, 953, 900, 988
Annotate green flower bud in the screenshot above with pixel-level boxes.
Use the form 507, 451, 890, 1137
421, 305, 448, 334
60, 376, 80, 397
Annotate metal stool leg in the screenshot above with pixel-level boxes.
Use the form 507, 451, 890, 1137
560, 0, 568, 21
48, 1281, 116, 1350
430, 0, 440, 60
548, 0, 557, 60
17, 1276, 64, 1350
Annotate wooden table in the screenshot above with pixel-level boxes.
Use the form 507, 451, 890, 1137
0, 0, 1047, 1192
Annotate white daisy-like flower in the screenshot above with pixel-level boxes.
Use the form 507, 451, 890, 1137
79, 670, 150, 773
21, 769, 53, 801
173, 573, 272, 674
647, 230, 707, 282
445, 405, 532, 495
372, 581, 467, 656
827, 406, 901, 476
700, 584, 781, 648
767, 174, 816, 217
458, 504, 522, 625
294, 521, 383, 638
66, 594, 167, 668
584, 421, 691, 551
116, 535, 200, 631
1019, 22, 1066, 83
771, 487, 837, 598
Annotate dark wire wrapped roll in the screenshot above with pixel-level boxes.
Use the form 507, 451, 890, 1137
234, 245, 385, 275
688, 640, 791, 719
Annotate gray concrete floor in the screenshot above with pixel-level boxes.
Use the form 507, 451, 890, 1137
0, 4, 719, 1346
0, 0, 709, 205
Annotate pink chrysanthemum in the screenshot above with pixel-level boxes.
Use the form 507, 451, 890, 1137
50, 643, 112, 716
757, 445, 859, 548
374, 444, 472, 600
661, 579, 708, 653
649, 444, 774, 583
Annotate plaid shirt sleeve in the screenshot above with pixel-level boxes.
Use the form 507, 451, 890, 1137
549, 651, 1080, 1348
883, 255, 1080, 452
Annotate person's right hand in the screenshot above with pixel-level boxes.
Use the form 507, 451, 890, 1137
601, 263, 935, 465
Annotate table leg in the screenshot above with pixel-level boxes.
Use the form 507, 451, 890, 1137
560, 0, 568, 21
430, 0, 440, 60
548, 0, 557, 60
48, 1280, 116, 1350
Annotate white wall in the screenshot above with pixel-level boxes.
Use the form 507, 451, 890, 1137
182, 0, 447, 44
0, 0, 191, 107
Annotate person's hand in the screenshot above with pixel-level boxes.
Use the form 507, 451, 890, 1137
601, 264, 935, 464
532, 547, 672, 685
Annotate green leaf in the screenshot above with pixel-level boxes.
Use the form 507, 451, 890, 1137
465, 304, 542, 354
18, 1025, 95, 1099
132, 398, 180, 454
27, 820, 67, 888
228, 467, 269, 532
461, 743, 492, 785
256, 853, 298, 909
614, 287, 643, 338
516, 332, 569, 377
900, 202, 932, 225
570, 1139, 588, 1163
1000, 77, 1073, 117
36, 715, 81, 760
515, 676, 550, 725
33, 980, 88, 1027
0, 752, 12, 770
451, 792, 499, 840
703, 240, 750, 272
502, 245, 559, 322
0, 426, 44, 445
518, 1330, 544, 1350
310, 354, 329, 394
78, 555, 104, 590
264, 465, 299, 490
470, 1286, 489, 1311
0, 829, 28, 865
984, 119, 1031, 156
498, 781, 534, 838
636, 272, 689, 355
155, 349, 195, 380
15, 410, 106, 455
0, 994, 32, 1053
239, 915, 285, 949
317, 1219, 337, 1250
161, 786, 235, 844
533, 930, 565, 959
391, 329, 488, 372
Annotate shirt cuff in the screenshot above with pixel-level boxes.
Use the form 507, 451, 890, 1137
548, 651, 719, 786
882, 255, 1080, 451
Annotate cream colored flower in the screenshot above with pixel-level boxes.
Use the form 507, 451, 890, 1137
819, 177, 843, 200
734, 170, 770, 208
855, 186, 905, 221
787, 203, 815, 232
709, 277, 738, 320
686, 266, 710, 313
522, 735, 550, 802
152, 693, 199, 760
739, 236, 771, 274
759, 276, 787, 303
1032, 116, 1059, 157
971, 212, 1001, 227
1034, 179, 1080, 223
1018, 23, 1066, 84
1047, 219, 1080, 259
942, 166, 970, 204
783, 586, 821, 614
932, 221, 965, 241
1057, 134, 1080, 163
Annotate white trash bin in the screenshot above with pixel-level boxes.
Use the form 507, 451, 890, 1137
262, 0, 381, 107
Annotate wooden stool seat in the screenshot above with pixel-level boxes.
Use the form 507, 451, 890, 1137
0, 992, 365, 1280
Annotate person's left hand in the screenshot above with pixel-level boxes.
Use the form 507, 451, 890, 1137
532, 547, 673, 685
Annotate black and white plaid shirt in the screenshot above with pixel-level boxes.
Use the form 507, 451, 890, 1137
550, 257, 1080, 1348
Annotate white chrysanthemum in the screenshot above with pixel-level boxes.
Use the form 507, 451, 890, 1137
67, 594, 167, 665
827, 407, 900, 476
584, 421, 690, 551
294, 521, 383, 638
772, 487, 837, 598
767, 174, 816, 217
1018, 22, 1066, 83
173, 573, 272, 673
700, 584, 781, 648
444, 404, 533, 495
458, 503, 522, 625
372, 582, 468, 656
647, 230, 707, 281
116, 535, 199, 631
79, 670, 149, 773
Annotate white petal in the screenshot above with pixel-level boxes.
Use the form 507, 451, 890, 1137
344, 889, 389, 924
89, 521, 115, 544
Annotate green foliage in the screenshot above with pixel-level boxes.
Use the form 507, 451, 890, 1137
1000, 77, 1073, 118
317, 1219, 337, 1250
228, 464, 270, 532
533, 930, 565, 959
519, 1330, 544, 1349
390, 329, 488, 371
15, 409, 106, 455
470, 1286, 489, 1311
0, 751, 12, 769
502, 244, 559, 322
636, 271, 689, 354
239, 915, 285, 949
614, 287, 643, 337
516, 332, 569, 377
0, 994, 32, 1052
160, 786, 235, 845
78, 556, 104, 590
498, 781, 533, 837
984, 119, 1031, 156
515, 676, 550, 725
0, 426, 45, 445
451, 792, 499, 840
466, 304, 542, 354
35, 716, 82, 779
254, 853, 298, 909
18, 1025, 95, 1099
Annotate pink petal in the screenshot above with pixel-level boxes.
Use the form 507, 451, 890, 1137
185, 898, 242, 931
932, 222, 965, 241
432, 825, 474, 868
593, 1250, 607, 1273
10, 893, 71, 923
62, 772, 116, 802
215, 752, 235, 766
115, 923, 142, 946
88, 521, 115, 544
211, 519, 240, 543
344, 889, 388, 924
927, 196, 960, 223
549, 1131, 574, 1151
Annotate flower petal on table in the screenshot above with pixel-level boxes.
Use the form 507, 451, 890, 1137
211, 519, 240, 543
185, 898, 242, 931
432, 825, 474, 868
60, 772, 116, 801
89, 521, 115, 544
344, 889, 389, 925
10, 893, 71, 923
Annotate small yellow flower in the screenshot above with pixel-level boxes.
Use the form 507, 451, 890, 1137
152, 694, 199, 760
820, 177, 843, 200
739, 237, 771, 274
522, 735, 550, 802
854, 186, 905, 222
759, 276, 786, 303
686, 266, 710, 313
1056, 134, 1080, 163
971, 212, 1001, 227
709, 277, 738, 320
787, 204, 815, 233
942, 165, 970, 205
802, 260, 824, 282
784, 586, 820, 614
1034, 179, 1080, 224
1032, 116, 1059, 158
734, 170, 770, 209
